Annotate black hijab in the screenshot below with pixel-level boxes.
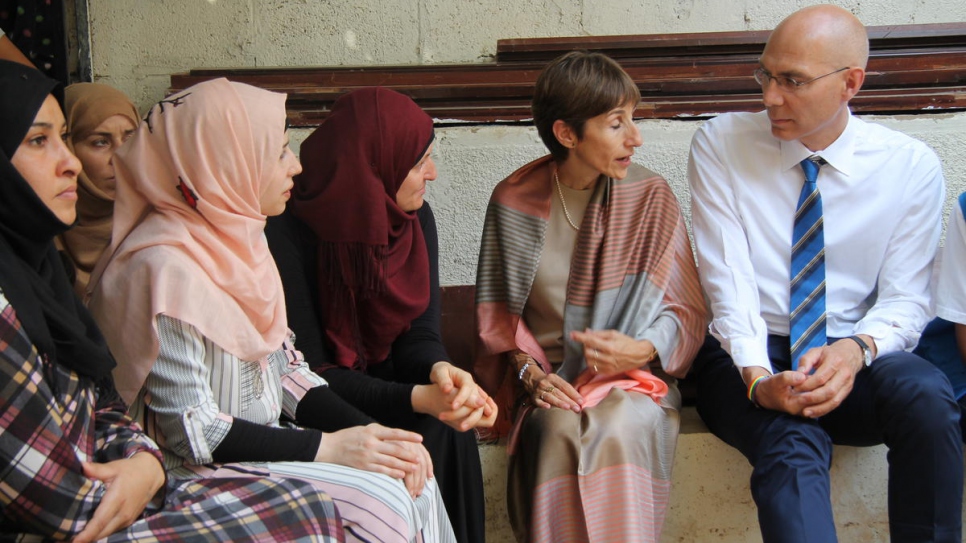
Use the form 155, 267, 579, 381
0, 59, 114, 380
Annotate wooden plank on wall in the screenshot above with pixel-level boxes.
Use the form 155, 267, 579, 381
167, 23, 966, 126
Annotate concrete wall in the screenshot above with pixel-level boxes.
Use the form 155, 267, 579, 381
89, 0, 965, 111
421, 113, 966, 286
87, 1, 966, 286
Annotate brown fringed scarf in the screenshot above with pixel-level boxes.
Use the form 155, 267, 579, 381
57, 82, 139, 297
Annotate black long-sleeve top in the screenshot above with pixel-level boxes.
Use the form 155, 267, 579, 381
266, 203, 450, 429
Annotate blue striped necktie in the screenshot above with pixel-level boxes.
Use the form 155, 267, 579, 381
790, 157, 827, 369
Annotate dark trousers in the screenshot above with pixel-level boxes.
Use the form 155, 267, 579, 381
689, 335, 963, 543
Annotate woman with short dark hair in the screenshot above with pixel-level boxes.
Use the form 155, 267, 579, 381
475, 51, 708, 542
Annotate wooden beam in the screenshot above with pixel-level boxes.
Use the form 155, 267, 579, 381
167, 24, 966, 126
496, 23, 966, 61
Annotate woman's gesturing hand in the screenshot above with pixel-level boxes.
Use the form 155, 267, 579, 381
572, 329, 658, 377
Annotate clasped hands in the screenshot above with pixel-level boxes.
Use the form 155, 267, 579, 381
412, 361, 498, 431
320, 362, 497, 499
745, 335, 874, 419
517, 329, 658, 412
317, 423, 433, 498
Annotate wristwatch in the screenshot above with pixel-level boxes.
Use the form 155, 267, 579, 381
846, 335, 873, 367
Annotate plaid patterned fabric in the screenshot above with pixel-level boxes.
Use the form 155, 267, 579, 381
0, 291, 343, 542
110, 477, 343, 542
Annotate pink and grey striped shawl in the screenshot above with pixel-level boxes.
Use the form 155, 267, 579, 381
474, 155, 707, 433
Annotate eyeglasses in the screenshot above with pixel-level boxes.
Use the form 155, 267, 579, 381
753, 67, 849, 91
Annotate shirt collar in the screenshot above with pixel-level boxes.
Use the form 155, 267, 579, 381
779, 110, 857, 178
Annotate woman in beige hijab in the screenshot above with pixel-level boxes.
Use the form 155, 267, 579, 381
58, 83, 138, 296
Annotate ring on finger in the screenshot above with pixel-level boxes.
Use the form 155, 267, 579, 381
594, 363, 599, 373
539, 391, 548, 402
544, 385, 555, 394
593, 348, 600, 360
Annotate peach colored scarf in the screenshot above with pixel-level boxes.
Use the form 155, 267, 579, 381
57, 83, 139, 297
572, 368, 669, 408
89, 79, 289, 404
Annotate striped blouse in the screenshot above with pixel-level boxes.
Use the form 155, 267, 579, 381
134, 314, 326, 470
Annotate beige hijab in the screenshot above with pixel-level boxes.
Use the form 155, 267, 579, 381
88, 78, 290, 404
58, 83, 139, 297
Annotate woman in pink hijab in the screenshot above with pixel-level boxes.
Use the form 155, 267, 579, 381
89, 78, 456, 543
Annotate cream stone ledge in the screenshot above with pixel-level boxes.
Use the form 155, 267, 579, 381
479, 407, 966, 542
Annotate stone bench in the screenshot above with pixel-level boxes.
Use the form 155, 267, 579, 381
479, 408, 966, 543
435, 286, 966, 542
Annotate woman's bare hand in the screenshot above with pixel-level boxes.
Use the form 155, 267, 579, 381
315, 423, 423, 481
73, 451, 165, 543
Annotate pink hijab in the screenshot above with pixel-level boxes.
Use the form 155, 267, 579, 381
88, 78, 290, 404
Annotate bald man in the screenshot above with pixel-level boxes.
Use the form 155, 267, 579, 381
687, 5, 962, 542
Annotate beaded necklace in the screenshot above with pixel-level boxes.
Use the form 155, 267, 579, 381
553, 170, 580, 231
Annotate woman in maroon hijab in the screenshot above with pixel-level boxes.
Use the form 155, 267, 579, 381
266, 87, 495, 543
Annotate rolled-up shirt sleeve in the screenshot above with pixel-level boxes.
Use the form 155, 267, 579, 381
276, 333, 328, 420
148, 315, 324, 465
147, 315, 234, 465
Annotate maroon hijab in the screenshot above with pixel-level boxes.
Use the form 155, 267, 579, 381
292, 87, 434, 370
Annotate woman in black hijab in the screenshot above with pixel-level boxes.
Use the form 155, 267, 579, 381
0, 59, 344, 542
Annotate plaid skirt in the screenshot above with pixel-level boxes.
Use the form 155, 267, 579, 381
172, 461, 456, 543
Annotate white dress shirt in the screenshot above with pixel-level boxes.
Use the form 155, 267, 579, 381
689, 110, 944, 371
936, 194, 966, 325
